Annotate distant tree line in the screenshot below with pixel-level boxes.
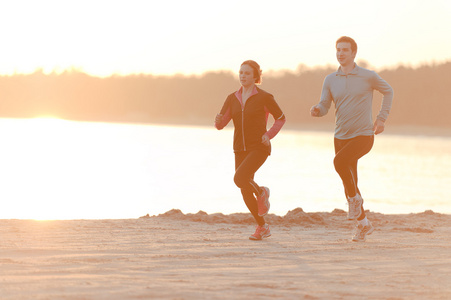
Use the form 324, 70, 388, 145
0, 62, 450, 128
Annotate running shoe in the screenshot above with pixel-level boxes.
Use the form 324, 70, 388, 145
347, 194, 363, 220
249, 224, 271, 241
352, 220, 374, 242
257, 186, 270, 217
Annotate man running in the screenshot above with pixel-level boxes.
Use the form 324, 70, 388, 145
310, 36, 394, 242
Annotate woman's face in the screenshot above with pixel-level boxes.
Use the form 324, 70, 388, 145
239, 64, 256, 87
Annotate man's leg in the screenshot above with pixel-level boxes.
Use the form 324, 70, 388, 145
334, 136, 374, 198
334, 136, 374, 220
349, 159, 366, 220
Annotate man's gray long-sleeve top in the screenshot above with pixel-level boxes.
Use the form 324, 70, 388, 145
317, 64, 394, 139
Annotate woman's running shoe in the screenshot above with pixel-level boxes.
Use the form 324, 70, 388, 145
249, 224, 271, 240
257, 186, 270, 216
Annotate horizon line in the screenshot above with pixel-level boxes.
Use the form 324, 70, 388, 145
1, 59, 450, 78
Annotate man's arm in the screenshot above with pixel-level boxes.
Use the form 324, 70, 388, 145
311, 76, 332, 117
373, 72, 394, 123
372, 72, 394, 135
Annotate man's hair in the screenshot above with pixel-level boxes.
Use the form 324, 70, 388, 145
336, 36, 357, 53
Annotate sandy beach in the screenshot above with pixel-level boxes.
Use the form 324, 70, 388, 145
1, 208, 451, 299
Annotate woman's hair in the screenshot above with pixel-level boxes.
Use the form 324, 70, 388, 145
241, 60, 262, 84
336, 36, 357, 53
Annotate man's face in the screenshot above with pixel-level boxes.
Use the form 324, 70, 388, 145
336, 42, 356, 67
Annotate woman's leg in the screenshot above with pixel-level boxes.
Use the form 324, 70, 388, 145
234, 150, 268, 226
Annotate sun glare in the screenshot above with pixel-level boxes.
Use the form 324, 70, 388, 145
0, 117, 102, 220
29, 116, 68, 128
0, 118, 151, 220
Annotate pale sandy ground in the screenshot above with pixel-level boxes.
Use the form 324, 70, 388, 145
1, 208, 451, 300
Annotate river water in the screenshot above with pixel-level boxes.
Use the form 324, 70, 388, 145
1, 118, 450, 220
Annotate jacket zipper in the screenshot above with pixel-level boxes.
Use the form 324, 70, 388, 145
241, 104, 246, 151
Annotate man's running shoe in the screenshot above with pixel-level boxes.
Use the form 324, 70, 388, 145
347, 194, 363, 220
249, 224, 271, 241
257, 186, 270, 217
352, 220, 374, 242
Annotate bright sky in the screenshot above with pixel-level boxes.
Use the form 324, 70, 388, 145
1, 0, 450, 77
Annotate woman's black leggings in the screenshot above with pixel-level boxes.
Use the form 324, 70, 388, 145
234, 149, 268, 226
334, 135, 374, 200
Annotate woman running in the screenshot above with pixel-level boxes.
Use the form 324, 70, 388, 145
215, 60, 286, 240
